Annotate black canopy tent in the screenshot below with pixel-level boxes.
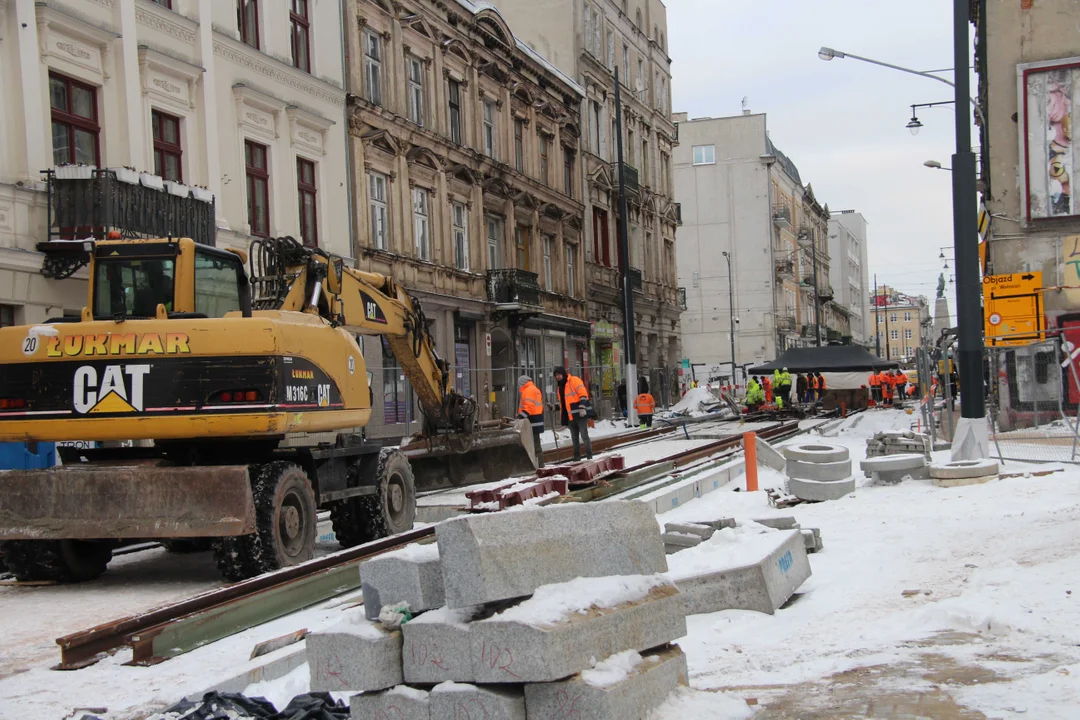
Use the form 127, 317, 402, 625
748, 346, 899, 374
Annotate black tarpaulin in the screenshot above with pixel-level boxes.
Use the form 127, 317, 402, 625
747, 346, 899, 374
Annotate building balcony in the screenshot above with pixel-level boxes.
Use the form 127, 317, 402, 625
819, 285, 835, 302
827, 329, 843, 342
45, 167, 215, 246
776, 314, 797, 332
619, 266, 644, 294
486, 268, 542, 309
775, 259, 795, 281
677, 287, 687, 310
673, 202, 682, 225
615, 162, 640, 197
772, 205, 792, 230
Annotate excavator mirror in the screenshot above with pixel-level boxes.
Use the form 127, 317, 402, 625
326, 256, 344, 295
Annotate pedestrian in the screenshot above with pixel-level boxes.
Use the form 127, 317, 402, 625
777, 367, 792, 406
616, 379, 627, 419
634, 389, 655, 428
516, 375, 545, 468
795, 373, 808, 404
869, 370, 882, 404
553, 366, 593, 461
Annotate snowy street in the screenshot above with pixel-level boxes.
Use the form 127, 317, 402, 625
2, 410, 1079, 718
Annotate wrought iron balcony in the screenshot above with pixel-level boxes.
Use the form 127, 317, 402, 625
775, 259, 795, 280
677, 286, 687, 310
620, 266, 643, 293
45, 168, 216, 247
772, 205, 792, 230
616, 162, 640, 197
486, 268, 542, 308
672, 202, 683, 225
776, 315, 796, 332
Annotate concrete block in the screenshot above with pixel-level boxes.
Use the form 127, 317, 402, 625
429, 682, 525, 720
663, 522, 714, 540
929, 459, 1000, 479
749, 516, 799, 530
524, 645, 688, 720
801, 528, 823, 554
402, 606, 486, 684
308, 613, 403, 692
781, 442, 849, 463
361, 543, 444, 621
470, 582, 687, 684
755, 436, 787, 471
436, 501, 666, 608
668, 529, 811, 615
787, 475, 856, 502
860, 453, 927, 473
663, 533, 702, 555
874, 466, 931, 485
351, 686, 430, 720
786, 458, 852, 481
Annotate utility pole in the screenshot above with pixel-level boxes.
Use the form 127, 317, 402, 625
614, 68, 637, 426
950, 0, 987, 458
884, 286, 891, 361
874, 274, 881, 358
811, 230, 821, 346
723, 251, 736, 383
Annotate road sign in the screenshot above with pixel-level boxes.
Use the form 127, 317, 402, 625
983, 271, 1044, 346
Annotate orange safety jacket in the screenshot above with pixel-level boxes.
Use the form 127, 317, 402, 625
869, 373, 881, 387
559, 374, 590, 417
819, 375, 827, 390
634, 392, 656, 416
517, 381, 545, 430
810, 375, 820, 390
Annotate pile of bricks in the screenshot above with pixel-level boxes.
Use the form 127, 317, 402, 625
309, 502, 691, 719
865, 431, 933, 459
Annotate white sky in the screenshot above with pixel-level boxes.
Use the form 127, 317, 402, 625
668, 0, 971, 322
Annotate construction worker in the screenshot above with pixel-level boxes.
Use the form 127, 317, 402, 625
516, 375, 545, 468
816, 372, 827, 401
777, 367, 792, 406
868, 370, 882, 404
796, 373, 808, 404
634, 389, 656, 428
745, 376, 764, 411
808, 372, 820, 402
895, 369, 909, 401
762, 374, 773, 403
882, 371, 895, 406
554, 366, 593, 461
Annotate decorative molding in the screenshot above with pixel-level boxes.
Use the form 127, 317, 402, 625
153, 77, 183, 95
214, 39, 345, 108
56, 40, 91, 60
135, 7, 196, 44
246, 111, 269, 127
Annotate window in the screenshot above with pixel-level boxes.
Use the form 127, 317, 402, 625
627, 127, 635, 166
564, 149, 575, 199
483, 100, 496, 159
290, 0, 311, 72
539, 133, 550, 184
0, 305, 15, 327
592, 208, 610, 266
589, 100, 602, 154
50, 73, 99, 166
487, 216, 503, 269
369, 172, 388, 250
607, 27, 615, 70
542, 235, 553, 290
586, 4, 602, 57
448, 79, 462, 144
297, 158, 318, 247
195, 248, 243, 318
567, 244, 577, 296
635, 8, 642, 27
659, 151, 669, 193
692, 145, 715, 165
904, 328, 913, 340
637, 56, 645, 97
514, 118, 524, 172
1035, 352, 1053, 384
904, 312, 912, 322
382, 337, 413, 424
890, 329, 899, 340
151, 110, 182, 181
149, 0, 172, 8
407, 57, 425, 126
237, 0, 259, 49
93, 255, 176, 318
245, 140, 270, 237
622, 43, 630, 83
413, 187, 430, 260
364, 30, 383, 106
641, 138, 648, 182
515, 226, 529, 270
453, 202, 469, 271
890, 313, 898, 323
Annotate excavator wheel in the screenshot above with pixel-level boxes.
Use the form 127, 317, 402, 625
160, 539, 214, 553
332, 449, 415, 547
0, 539, 113, 583
213, 461, 317, 581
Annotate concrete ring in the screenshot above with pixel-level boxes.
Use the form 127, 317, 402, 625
782, 442, 850, 464
787, 476, 856, 502
786, 458, 853, 481
928, 459, 1000, 479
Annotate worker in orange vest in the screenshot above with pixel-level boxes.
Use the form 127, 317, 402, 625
816, 372, 827, 400
895, 369, 909, 401
517, 375, 546, 467
554, 366, 593, 461
882, 371, 895, 406
868, 371, 882, 404
634, 390, 656, 428
762, 374, 773, 403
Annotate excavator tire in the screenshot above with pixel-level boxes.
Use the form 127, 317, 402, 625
332, 448, 416, 547
160, 539, 214, 553
213, 461, 317, 581
0, 539, 112, 583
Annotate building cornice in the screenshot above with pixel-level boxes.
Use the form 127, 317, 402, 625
213, 34, 345, 108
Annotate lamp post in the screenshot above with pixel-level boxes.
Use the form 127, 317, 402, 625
722, 251, 736, 384
614, 67, 637, 427
925, 160, 953, 171
818, 9, 987, 459
906, 101, 956, 135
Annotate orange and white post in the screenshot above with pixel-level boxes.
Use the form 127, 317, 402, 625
743, 431, 758, 492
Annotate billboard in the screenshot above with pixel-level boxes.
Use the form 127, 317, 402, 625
1021, 58, 1080, 221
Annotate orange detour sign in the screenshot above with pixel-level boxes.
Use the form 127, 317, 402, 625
983, 271, 1044, 346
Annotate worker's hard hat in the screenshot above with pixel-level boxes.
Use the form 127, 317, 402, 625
782, 367, 788, 371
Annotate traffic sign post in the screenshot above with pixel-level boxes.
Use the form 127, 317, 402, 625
983, 271, 1044, 346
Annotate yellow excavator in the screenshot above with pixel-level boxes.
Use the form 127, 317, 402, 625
0, 235, 536, 582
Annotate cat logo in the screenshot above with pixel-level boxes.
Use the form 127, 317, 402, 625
73, 364, 151, 414
317, 384, 331, 407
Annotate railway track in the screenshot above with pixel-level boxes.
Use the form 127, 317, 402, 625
53, 419, 808, 670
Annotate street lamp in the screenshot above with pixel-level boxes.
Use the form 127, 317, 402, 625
907, 101, 956, 135
722, 251, 737, 385
906, 115, 924, 135
925, 160, 953, 171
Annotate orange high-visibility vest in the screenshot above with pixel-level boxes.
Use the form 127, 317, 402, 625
634, 393, 655, 416
560, 374, 589, 415
517, 381, 544, 428
869, 373, 881, 387
819, 375, 827, 390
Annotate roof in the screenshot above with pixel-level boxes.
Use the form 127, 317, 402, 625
747, 346, 899, 374
767, 137, 802, 185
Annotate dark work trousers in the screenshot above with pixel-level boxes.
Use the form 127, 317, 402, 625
779, 384, 791, 406
639, 414, 653, 428
569, 416, 593, 460
532, 427, 545, 468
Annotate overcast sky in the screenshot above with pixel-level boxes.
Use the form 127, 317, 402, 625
668, 0, 970, 320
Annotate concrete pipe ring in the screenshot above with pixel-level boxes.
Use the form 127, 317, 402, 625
781, 442, 850, 464
928, 459, 1000, 480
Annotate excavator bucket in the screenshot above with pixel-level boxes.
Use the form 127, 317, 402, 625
402, 418, 538, 491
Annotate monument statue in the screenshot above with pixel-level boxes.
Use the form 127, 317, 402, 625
937, 273, 946, 299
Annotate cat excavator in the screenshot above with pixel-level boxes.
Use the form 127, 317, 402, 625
0, 235, 536, 582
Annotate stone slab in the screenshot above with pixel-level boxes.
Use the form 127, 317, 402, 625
669, 529, 811, 615
662, 532, 702, 554
801, 528, 823, 554
351, 686, 430, 720
524, 645, 688, 720
663, 522, 714, 539
786, 458, 852, 481
933, 474, 998, 488
308, 614, 404, 692
401, 606, 486, 684
361, 544, 444, 621
469, 584, 687, 684
749, 516, 799, 530
787, 475, 856, 502
755, 436, 788, 472
689, 517, 736, 531
429, 682, 525, 720
436, 501, 666, 608
873, 466, 931, 485
860, 454, 927, 473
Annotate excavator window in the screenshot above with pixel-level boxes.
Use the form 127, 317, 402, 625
93, 257, 175, 319
194, 248, 244, 318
